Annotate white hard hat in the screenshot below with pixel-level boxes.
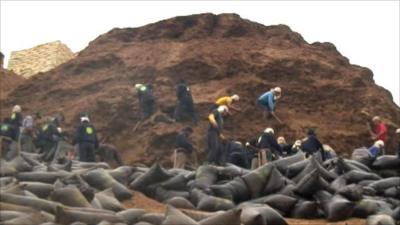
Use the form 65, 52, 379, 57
80, 117, 90, 122
372, 116, 381, 122
12, 105, 21, 113
274, 87, 282, 93
217, 105, 229, 114
374, 140, 384, 148
231, 94, 240, 101
264, 127, 274, 134
135, 84, 144, 90
396, 128, 400, 134
57, 127, 62, 133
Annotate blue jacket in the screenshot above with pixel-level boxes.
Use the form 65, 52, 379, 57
368, 146, 380, 158
258, 91, 275, 112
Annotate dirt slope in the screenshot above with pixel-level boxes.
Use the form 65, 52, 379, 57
1, 13, 399, 165
0, 67, 26, 118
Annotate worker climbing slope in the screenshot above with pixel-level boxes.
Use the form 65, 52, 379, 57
206, 105, 229, 165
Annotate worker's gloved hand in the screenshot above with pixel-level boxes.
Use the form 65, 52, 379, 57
219, 134, 226, 140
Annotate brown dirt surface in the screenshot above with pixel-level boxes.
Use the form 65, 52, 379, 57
124, 191, 366, 225
1, 13, 400, 166
0, 68, 25, 101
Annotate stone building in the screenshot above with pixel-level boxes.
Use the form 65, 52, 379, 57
7, 41, 75, 78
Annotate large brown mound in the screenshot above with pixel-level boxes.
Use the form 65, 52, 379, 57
0, 67, 26, 118
1, 13, 399, 165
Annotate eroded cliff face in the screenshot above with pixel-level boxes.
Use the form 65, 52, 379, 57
2, 13, 399, 165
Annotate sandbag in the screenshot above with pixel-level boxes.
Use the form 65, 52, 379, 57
291, 200, 319, 219
139, 213, 165, 225
17, 171, 69, 183
368, 177, 400, 193
218, 164, 250, 178
9, 155, 33, 172
0, 160, 17, 177
337, 184, 363, 201
190, 165, 219, 190
129, 163, 172, 193
116, 208, 146, 225
161, 205, 199, 225
315, 191, 354, 221
161, 174, 190, 191
95, 188, 125, 212
240, 204, 288, 225
351, 147, 373, 166
83, 168, 132, 201
165, 197, 195, 209
367, 214, 396, 225
0, 192, 57, 214
109, 166, 134, 185
242, 164, 273, 198
285, 159, 309, 178
353, 198, 393, 218
210, 177, 249, 203
20, 182, 54, 199
154, 187, 189, 202
199, 208, 241, 225
272, 151, 305, 174
343, 170, 381, 184
384, 186, 400, 198
51, 185, 92, 208
55, 206, 122, 225
251, 194, 297, 216
0, 211, 26, 222
196, 195, 235, 212
262, 166, 286, 195
372, 155, 400, 169
0, 212, 52, 225
292, 157, 337, 183
294, 169, 324, 197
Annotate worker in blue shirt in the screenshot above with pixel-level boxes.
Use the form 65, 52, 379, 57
257, 87, 283, 124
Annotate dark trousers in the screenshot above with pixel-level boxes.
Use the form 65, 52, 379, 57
79, 142, 96, 162
174, 101, 198, 123
141, 100, 154, 119
207, 129, 221, 164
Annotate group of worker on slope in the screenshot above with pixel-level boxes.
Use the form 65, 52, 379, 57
0, 106, 122, 166
1, 79, 399, 170
133, 80, 400, 169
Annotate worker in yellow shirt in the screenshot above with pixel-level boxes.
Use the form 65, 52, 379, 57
214, 94, 240, 114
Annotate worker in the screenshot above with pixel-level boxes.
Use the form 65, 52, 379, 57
135, 83, 155, 119
257, 127, 282, 162
368, 140, 384, 160
301, 129, 325, 161
207, 105, 229, 165
174, 127, 197, 169
257, 87, 283, 124
173, 80, 198, 124
37, 117, 62, 161
245, 139, 260, 169
72, 116, 99, 162
214, 94, 240, 113
368, 116, 387, 143
224, 140, 249, 169
396, 128, 400, 158
0, 118, 18, 159
277, 136, 294, 156
21, 115, 37, 153
10, 105, 23, 139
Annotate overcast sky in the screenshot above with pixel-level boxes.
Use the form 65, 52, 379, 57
1, 1, 399, 105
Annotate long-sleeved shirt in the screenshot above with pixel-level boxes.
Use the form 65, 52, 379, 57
257, 133, 282, 154
10, 112, 23, 127
258, 91, 275, 112
215, 96, 233, 107
175, 133, 193, 153
374, 122, 387, 142
368, 146, 380, 158
301, 134, 323, 154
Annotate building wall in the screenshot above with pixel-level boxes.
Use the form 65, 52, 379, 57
7, 41, 75, 78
